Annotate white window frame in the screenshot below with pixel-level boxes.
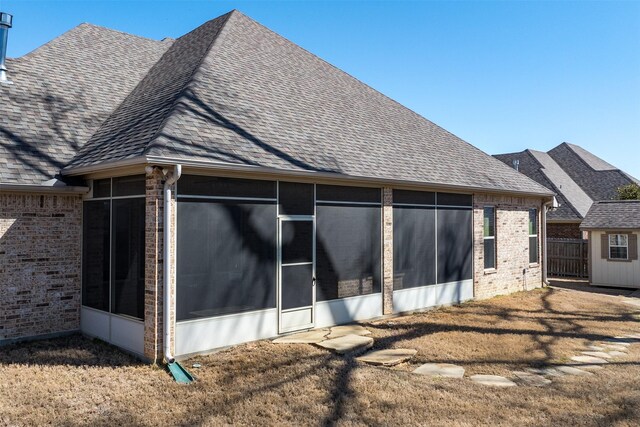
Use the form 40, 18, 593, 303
529, 208, 539, 265
609, 234, 629, 260
483, 206, 496, 270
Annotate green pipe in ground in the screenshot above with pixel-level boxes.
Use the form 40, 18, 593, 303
167, 361, 195, 384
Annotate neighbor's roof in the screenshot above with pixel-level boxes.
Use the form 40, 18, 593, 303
2, 11, 553, 196
495, 142, 638, 220
580, 200, 640, 230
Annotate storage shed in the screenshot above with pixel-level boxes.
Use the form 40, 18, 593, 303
581, 200, 640, 289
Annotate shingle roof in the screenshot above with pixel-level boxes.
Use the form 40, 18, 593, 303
548, 143, 637, 201
495, 142, 639, 220
527, 150, 592, 217
580, 200, 640, 230
63, 11, 552, 196
0, 23, 172, 185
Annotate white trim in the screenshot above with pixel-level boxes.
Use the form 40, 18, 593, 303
80, 307, 144, 356
315, 293, 383, 328
175, 308, 279, 356
392, 280, 474, 313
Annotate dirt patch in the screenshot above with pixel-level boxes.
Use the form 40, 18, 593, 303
1, 285, 639, 426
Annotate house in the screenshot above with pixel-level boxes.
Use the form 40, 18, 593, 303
1, 10, 554, 361
580, 200, 640, 288
494, 143, 639, 239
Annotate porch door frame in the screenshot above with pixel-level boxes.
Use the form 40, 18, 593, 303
277, 215, 316, 334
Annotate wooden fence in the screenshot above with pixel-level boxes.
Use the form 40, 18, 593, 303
547, 238, 589, 278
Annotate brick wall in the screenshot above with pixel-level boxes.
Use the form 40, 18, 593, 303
0, 192, 82, 341
473, 193, 543, 300
144, 169, 163, 362
547, 222, 582, 239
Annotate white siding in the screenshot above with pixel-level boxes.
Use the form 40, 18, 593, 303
591, 231, 640, 288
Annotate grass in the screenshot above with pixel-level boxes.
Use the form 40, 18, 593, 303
1, 283, 640, 426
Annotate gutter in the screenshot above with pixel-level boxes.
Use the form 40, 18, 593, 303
61, 155, 555, 199
162, 164, 182, 364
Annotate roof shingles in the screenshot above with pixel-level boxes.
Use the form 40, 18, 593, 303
580, 200, 640, 230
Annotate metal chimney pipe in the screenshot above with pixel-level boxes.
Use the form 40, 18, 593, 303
0, 12, 13, 84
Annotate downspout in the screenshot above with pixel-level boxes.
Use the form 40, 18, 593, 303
163, 164, 181, 364
542, 196, 557, 286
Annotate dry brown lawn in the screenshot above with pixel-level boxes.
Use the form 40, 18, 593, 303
2, 283, 640, 426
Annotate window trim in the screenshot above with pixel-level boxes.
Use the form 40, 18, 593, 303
608, 233, 629, 260
528, 208, 539, 265
483, 206, 496, 271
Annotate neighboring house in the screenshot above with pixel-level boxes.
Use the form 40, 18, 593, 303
0, 10, 554, 361
580, 201, 640, 288
494, 143, 639, 239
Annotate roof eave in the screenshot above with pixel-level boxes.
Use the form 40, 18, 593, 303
0, 183, 89, 194
62, 155, 556, 199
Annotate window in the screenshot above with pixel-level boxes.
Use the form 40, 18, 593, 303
82, 175, 146, 320
529, 209, 538, 264
316, 185, 381, 301
483, 207, 496, 270
609, 234, 629, 260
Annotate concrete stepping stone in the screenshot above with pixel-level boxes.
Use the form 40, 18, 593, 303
273, 329, 329, 344
326, 325, 371, 339
601, 339, 631, 347
608, 351, 627, 357
574, 364, 604, 370
555, 366, 594, 376
585, 345, 605, 351
601, 344, 629, 351
357, 349, 417, 366
624, 333, 640, 340
571, 355, 608, 364
581, 351, 613, 359
526, 367, 565, 377
317, 334, 374, 355
413, 363, 465, 379
470, 374, 517, 387
512, 371, 552, 387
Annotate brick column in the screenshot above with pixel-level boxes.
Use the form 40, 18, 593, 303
144, 168, 163, 363
382, 187, 393, 314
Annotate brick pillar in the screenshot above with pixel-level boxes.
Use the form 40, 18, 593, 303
144, 168, 164, 363
382, 187, 393, 314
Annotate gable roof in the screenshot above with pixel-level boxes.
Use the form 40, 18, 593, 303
2, 10, 552, 196
580, 200, 640, 230
0, 23, 172, 185
495, 143, 638, 220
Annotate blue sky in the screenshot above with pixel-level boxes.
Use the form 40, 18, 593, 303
2, 0, 639, 177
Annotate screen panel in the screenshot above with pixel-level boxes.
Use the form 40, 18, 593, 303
278, 182, 314, 215
281, 221, 313, 264
393, 206, 436, 290
112, 175, 145, 197
316, 185, 381, 203
437, 192, 473, 207
111, 198, 146, 319
316, 203, 381, 301
436, 207, 473, 284
281, 264, 314, 310
178, 175, 276, 199
82, 200, 111, 312
176, 200, 277, 320
393, 189, 436, 206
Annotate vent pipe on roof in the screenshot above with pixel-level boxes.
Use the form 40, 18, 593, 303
0, 12, 13, 85
512, 159, 520, 172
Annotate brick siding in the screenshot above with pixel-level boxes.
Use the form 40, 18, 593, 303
473, 193, 543, 299
382, 187, 393, 314
0, 192, 82, 341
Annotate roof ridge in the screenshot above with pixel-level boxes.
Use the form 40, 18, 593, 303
142, 11, 235, 156
16, 22, 167, 61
